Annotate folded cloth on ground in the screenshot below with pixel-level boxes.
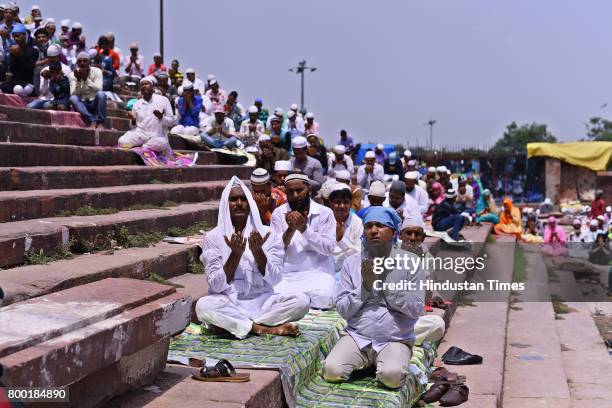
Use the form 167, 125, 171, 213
168, 310, 437, 408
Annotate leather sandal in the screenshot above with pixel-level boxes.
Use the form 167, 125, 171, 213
430, 367, 458, 383
421, 381, 450, 403
191, 359, 250, 382
439, 383, 469, 406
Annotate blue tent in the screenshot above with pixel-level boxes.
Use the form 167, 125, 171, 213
355, 143, 397, 165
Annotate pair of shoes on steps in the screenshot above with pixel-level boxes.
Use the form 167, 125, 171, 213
422, 381, 469, 406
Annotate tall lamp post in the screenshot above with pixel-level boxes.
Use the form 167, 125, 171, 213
426, 119, 437, 150
159, 0, 164, 60
289, 60, 317, 112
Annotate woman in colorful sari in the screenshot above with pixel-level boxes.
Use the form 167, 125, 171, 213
475, 189, 499, 224
542, 216, 568, 256
494, 198, 522, 237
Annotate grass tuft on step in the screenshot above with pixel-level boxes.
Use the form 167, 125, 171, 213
147, 273, 184, 288
512, 244, 528, 283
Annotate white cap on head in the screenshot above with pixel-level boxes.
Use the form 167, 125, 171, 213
404, 150, 411, 158
274, 160, 292, 172
287, 110, 296, 119
401, 215, 425, 230
72, 22, 82, 29
290, 103, 298, 110
335, 170, 351, 181
368, 181, 386, 198
46, 44, 61, 57
87, 48, 98, 59
274, 107, 283, 116
597, 215, 605, 221
76, 51, 90, 60
405, 171, 420, 180
153, 52, 162, 58
207, 74, 216, 80
331, 183, 351, 193
407, 160, 416, 166
445, 188, 457, 199
140, 76, 157, 85
606, 206, 612, 212
129, 42, 138, 49
333, 145, 346, 154
209, 79, 218, 86
365, 151, 376, 159
436, 165, 447, 173
319, 181, 337, 200
543, 197, 551, 204
376, 143, 384, 150
248, 105, 258, 114
250, 168, 270, 185
31, 5, 40, 11
590, 219, 599, 226
182, 80, 194, 91
185, 68, 195, 74
61, 19, 70, 27
428, 166, 436, 173
285, 173, 310, 184
572, 218, 582, 226
257, 134, 271, 143
45, 17, 55, 25
306, 112, 314, 119
292, 136, 308, 149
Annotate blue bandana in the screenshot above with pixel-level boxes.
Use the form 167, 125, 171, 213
362, 206, 401, 233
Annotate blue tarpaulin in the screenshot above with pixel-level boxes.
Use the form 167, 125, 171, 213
355, 143, 397, 165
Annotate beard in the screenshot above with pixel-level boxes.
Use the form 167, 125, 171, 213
289, 195, 310, 213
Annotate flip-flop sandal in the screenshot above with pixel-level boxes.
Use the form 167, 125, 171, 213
191, 359, 250, 383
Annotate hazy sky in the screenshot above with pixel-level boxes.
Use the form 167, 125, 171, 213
32, 0, 612, 146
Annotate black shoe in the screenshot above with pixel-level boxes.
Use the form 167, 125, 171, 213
442, 346, 483, 365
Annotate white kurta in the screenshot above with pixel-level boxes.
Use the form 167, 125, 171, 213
271, 200, 337, 309
332, 213, 363, 272
195, 177, 310, 339
383, 193, 423, 222
406, 185, 429, 214
328, 155, 355, 177
117, 94, 176, 153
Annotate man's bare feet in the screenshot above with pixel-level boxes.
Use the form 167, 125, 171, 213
251, 322, 300, 337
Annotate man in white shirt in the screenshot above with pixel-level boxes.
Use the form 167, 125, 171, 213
271, 173, 337, 309
404, 171, 429, 214
384, 180, 423, 222
117, 77, 176, 154
328, 144, 354, 178
185, 67, 206, 95
201, 106, 238, 149
266, 107, 285, 129
285, 110, 305, 139
68, 52, 107, 128
122, 42, 144, 83
357, 151, 384, 192
195, 177, 309, 339
328, 183, 363, 273
27, 44, 71, 107
239, 105, 265, 148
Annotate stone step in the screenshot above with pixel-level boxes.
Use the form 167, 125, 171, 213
0, 202, 217, 268
0, 243, 200, 306
108, 107, 132, 119
107, 364, 283, 408
0, 278, 191, 407
0, 142, 216, 167
502, 249, 571, 407
435, 234, 515, 408
0, 121, 203, 151
1, 164, 252, 190
169, 272, 209, 323
0, 180, 228, 223
555, 302, 612, 406
0, 105, 130, 131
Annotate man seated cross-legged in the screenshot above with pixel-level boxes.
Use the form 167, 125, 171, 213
323, 207, 424, 389
195, 177, 310, 339
271, 173, 337, 309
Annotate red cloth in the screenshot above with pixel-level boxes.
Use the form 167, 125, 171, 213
591, 198, 605, 218
96, 47, 120, 70
148, 63, 167, 76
